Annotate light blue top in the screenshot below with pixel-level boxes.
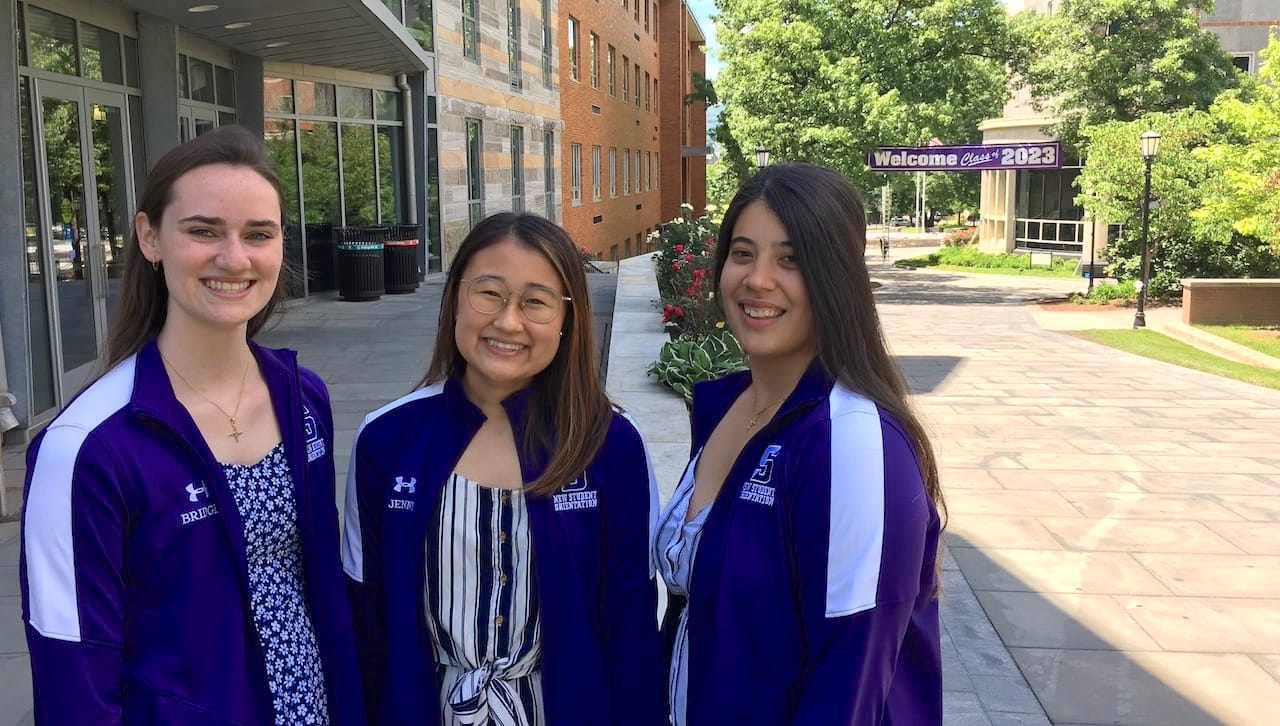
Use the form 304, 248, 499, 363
653, 453, 710, 726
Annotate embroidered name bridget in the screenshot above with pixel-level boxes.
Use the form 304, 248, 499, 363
553, 490, 598, 511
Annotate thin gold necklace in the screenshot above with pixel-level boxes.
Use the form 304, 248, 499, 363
161, 352, 251, 443
745, 387, 787, 432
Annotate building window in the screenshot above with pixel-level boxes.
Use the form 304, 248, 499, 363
646, 151, 652, 191
543, 130, 555, 217
462, 0, 479, 60
591, 145, 602, 201
644, 71, 650, 110
541, 0, 552, 87
622, 55, 630, 103
653, 78, 658, 114
655, 152, 659, 189
652, 3, 658, 38
570, 143, 582, 205
634, 64, 641, 105
511, 126, 525, 213
634, 149, 640, 192
404, 0, 434, 52
607, 45, 616, 96
644, 0, 649, 32
633, 0, 639, 22
1232, 54, 1252, 74
589, 33, 600, 89
508, 0, 522, 89
466, 118, 484, 227
622, 149, 630, 195
567, 17, 580, 82
609, 148, 617, 197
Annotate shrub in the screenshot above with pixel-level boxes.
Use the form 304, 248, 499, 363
647, 330, 746, 403
1070, 280, 1138, 304
652, 204, 723, 338
942, 227, 977, 247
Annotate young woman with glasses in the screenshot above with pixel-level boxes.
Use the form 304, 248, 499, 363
343, 212, 664, 725
20, 126, 364, 724
654, 163, 946, 724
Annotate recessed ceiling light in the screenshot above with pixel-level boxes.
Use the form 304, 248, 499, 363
224, 21, 252, 29
188, 4, 219, 12
265, 41, 290, 48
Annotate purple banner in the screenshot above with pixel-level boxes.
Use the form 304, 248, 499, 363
867, 142, 1062, 172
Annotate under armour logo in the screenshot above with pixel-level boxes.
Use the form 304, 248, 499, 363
186, 482, 209, 502
393, 476, 417, 494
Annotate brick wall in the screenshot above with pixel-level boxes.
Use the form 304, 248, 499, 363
1181, 280, 1280, 325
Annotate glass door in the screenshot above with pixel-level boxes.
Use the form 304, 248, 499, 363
32, 80, 135, 399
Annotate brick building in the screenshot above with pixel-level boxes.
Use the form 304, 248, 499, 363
558, 0, 705, 261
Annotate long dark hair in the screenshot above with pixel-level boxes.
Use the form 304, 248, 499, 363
103, 125, 289, 369
714, 163, 945, 526
422, 213, 613, 496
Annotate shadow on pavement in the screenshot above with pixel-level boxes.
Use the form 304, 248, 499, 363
947, 534, 1225, 726
897, 356, 965, 395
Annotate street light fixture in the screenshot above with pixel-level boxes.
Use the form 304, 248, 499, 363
755, 146, 771, 168
1133, 130, 1162, 329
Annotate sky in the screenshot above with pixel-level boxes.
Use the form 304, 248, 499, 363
688, 0, 720, 79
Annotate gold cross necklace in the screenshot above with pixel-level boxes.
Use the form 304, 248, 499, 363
161, 352, 251, 442
745, 387, 788, 432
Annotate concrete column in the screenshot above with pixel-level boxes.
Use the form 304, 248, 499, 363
136, 12, 179, 170
0, 0, 32, 442
233, 51, 263, 136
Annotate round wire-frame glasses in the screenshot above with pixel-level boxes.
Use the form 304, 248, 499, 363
462, 278, 572, 324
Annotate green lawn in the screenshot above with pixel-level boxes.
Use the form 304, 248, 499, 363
926, 263, 1081, 279
1194, 325, 1280, 360
1069, 329, 1280, 391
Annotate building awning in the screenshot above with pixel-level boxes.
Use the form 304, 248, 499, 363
126, 0, 431, 76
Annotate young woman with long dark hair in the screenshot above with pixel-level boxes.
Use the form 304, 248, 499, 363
655, 163, 945, 724
343, 212, 664, 725
20, 126, 363, 724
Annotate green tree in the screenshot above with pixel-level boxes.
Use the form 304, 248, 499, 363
1077, 109, 1280, 296
1194, 34, 1280, 251
1013, 0, 1240, 148
713, 0, 1014, 190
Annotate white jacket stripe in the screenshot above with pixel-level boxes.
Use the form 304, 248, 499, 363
825, 387, 885, 617
24, 356, 135, 641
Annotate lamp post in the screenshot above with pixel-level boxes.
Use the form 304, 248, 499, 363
755, 146, 771, 168
1133, 130, 1162, 329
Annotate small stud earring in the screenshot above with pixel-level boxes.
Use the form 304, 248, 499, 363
151, 260, 160, 272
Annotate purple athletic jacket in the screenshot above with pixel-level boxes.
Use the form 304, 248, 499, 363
19, 340, 365, 725
341, 376, 665, 726
664, 360, 942, 725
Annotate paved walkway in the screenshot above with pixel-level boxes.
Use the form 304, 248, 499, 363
2, 254, 1277, 724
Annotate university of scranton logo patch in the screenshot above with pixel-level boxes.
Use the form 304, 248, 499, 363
388, 476, 416, 511
303, 405, 326, 462
553, 475, 598, 512
739, 445, 781, 507
180, 480, 219, 525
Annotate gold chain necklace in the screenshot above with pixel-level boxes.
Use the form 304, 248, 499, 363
745, 387, 787, 432
161, 352, 251, 443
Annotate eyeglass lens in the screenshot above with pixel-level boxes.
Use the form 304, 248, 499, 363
467, 279, 564, 323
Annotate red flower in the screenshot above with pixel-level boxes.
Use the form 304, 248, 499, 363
673, 306, 684, 315
684, 253, 693, 262
673, 244, 684, 254
671, 263, 680, 271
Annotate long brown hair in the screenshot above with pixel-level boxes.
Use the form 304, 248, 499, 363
103, 125, 290, 370
714, 163, 945, 527
422, 213, 613, 496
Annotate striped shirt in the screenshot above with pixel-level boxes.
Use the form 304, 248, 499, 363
425, 473, 544, 726
653, 454, 709, 726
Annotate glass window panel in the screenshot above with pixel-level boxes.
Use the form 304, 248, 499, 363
194, 117, 215, 137
338, 86, 373, 119
215, 65, 235, 106
427, 95, 437, 124
18, 2, 28, 67
297, 81, 336, 116
264, 77, 295, 113
89, 102, 130, 321
219, 111, 237, 127
27, 6, 77, 76
178, 54, 190, 99
265, 119, 303, 296
341, 124, 377, 224
189, 58, 215, 103
129, 96, 145, 198
376, 126, 405, 222
408, 0, 434, 52
466, 119, 483, 201
123, 35, 140, 88
299, 121, 339, 223
380, 0, 403, 21
375, 90, 401, 121
20, 77, 57, 413
81, 24, 123, 84
427, 127, 442, 272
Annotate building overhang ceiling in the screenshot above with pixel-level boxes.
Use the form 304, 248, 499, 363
126, 0, 431, 76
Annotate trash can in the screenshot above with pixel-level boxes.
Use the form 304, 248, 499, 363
384, 223, 422, 294
304, 223, 335, 292
336, 226, 386, 302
